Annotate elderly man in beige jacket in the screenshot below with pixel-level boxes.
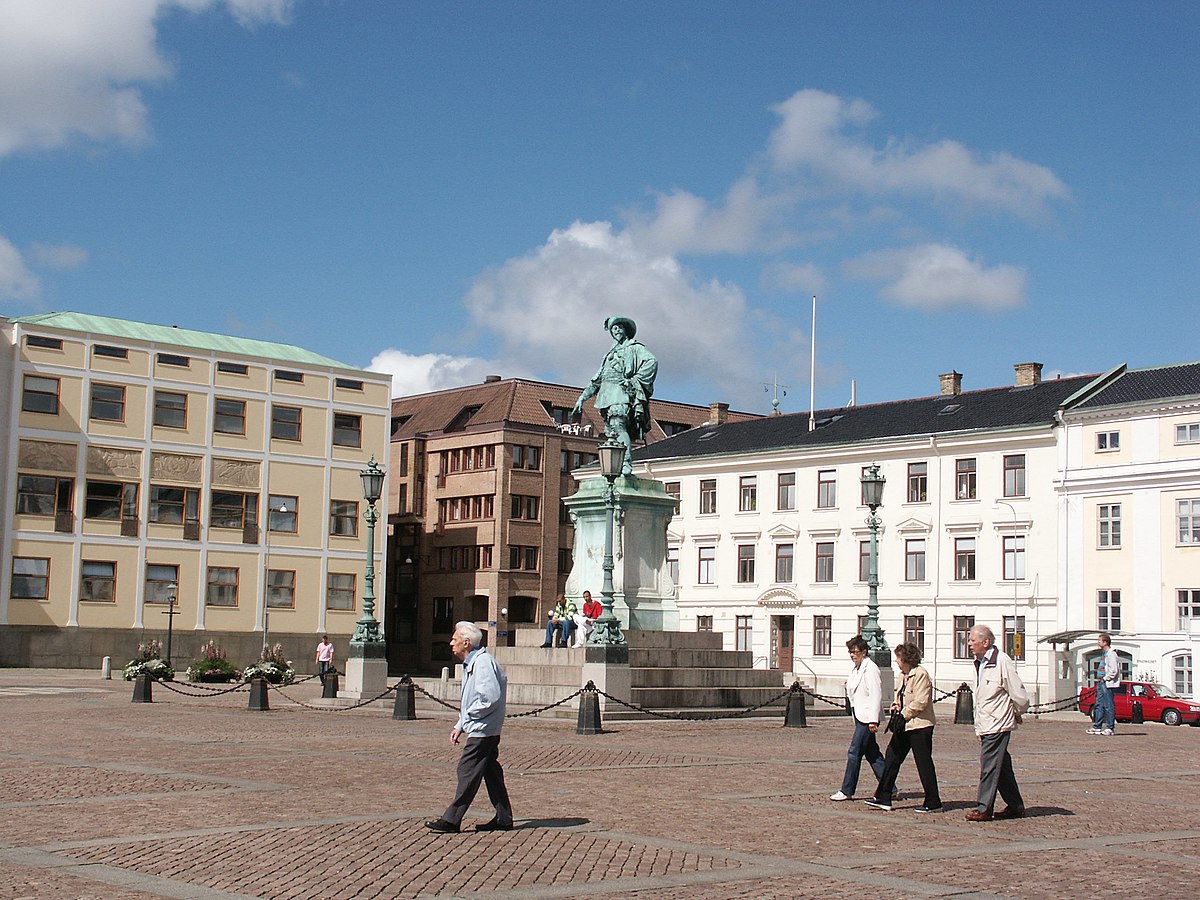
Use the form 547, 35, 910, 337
966, 624, 1030, 822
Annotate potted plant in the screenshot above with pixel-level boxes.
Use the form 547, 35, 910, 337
122, 639, 175, 681
241, 642, 295, 685
185, 640, 239, 683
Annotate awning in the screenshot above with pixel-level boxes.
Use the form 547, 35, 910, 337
1039, 629, 1127, 648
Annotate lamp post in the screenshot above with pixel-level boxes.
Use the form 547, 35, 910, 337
860, 463, 890, 666
351, 456, 386, 646
588, 439, 627, 646
994, 499, 1021, 659
162, 582, 178, 665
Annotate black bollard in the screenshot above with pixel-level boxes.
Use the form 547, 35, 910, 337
248, 676, 270, 711
392, 679, 417, 720
954, 683, 974, 725
132, 673, 153, 703
577, 687, 602, 735
1131, 699, 1144, 725
783, 686, 807, 728
322, 669, 339, 699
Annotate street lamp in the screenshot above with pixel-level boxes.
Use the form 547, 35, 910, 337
163, 582, 178, 665
994, 500, 1021, 659
860, 463, 890, 666
588, 439, 627, 646
351, 456, 386, 646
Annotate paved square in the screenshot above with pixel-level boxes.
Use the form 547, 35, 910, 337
1, 671, 1196, 898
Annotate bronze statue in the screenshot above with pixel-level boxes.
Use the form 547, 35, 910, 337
572, 316, 658, 475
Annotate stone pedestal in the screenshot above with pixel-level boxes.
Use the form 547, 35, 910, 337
343, 641, 388, 700
581, 644, 631, 716
564, 474, 679, 632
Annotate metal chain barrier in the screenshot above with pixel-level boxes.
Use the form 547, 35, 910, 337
797, 685, 848, 707
265, 679, 397, 711
408, 678, 588, 718
150, 678, 249, 698
586, 680, 794, 721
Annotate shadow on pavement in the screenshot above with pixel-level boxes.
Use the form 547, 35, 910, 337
516, 817, 590, 829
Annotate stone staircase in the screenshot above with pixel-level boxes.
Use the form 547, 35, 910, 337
488, 626, 799, 718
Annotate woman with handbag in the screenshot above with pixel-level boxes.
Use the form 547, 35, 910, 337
864, 642, 943, 812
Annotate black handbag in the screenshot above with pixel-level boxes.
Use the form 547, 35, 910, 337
886, 708, 907, 734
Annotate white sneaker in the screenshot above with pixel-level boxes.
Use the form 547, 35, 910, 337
1086, 727, 1102, 735
1102, 728, 1114, 736
830, 791, 851, 801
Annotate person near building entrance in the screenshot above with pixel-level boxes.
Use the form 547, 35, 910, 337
966, 624, 1030, 822
830, 636, 885, 801
864, 642, 942, 812
425, 621, 513, 834
572, 590, 603, 647
1087, 632, 1120, 735
315, 635, 335, 684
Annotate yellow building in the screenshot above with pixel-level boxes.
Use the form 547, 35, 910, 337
0, 312, 391, 669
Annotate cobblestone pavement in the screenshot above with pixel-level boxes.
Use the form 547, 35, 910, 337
1, 670, 1197, 899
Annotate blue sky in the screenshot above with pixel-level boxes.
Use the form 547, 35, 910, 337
2, 1, 1197, 413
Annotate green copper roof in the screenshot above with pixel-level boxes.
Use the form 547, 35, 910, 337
10, 311, 360, 372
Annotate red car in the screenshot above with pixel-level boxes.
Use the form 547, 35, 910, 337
1078, 681, 1200, 726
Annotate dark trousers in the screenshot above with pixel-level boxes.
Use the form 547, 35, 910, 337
840, 717, 885, 796
442, 735, 513, 828
976, 731, 1023, 814
318, 661, 333, 683
873, 726, 941, 807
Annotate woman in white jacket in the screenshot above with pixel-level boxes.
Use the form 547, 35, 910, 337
831, 635, 886, 801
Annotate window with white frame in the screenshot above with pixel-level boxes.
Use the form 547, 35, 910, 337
955, 458, 977, 500
739, 476, 757, 512
1178, 499, 1200, 544
699, 479, 717, 515
1178, 589, 1200, 631
698, 546, 715, 584
1098, 504, 1121, 548
1002, 535, 1025, 580
737, 545, 755, 583
1003, 454, 1026, 498
666, 546, 679, 585
1176, 423, 1200, 444
735, 615, 752, 651
777, 472, 796, 510
814, 542, 834, 583
1098, 589, 1121, 631
907, 462, 927, 502
775, 543, 794, 583
1096, 431, 1119, 451
955, 537, 976, 581
1173, 654, 1193, 696
905, 539, 926, 581
817, 470, 836, 508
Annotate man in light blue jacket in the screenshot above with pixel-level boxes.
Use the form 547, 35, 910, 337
426, 622, 513, 833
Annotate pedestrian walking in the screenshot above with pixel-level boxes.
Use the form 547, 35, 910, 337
315, 635, 334, 684
965, 625, 1029, 822
830, 635, 886, 802
1087, 632, 1120, 735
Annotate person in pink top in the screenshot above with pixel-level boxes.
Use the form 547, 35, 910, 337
315, 635, 335, 684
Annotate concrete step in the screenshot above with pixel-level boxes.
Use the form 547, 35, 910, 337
627, 648, 755, 668
631, 667, 790, 689
630, 686, 790, 709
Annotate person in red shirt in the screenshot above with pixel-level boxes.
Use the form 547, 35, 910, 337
572, 590, 603, 647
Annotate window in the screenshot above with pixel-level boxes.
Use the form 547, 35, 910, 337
1098, 589, 1121, 631
206, 566, 239, 607
1098, 504, 1121, 548
271, 405, 302, 441
698, 546, 716, 584
507, 546, 539, 571
1003, 454, 1026, 498
333, 413, 362, 448
149, 486, 199, 525
11, 557, 49, 599
510, 495, 540, 521
904, 615, 925, 653
907, 463, 927, 503
511, 445, 541, 470
266, 570, 295, 608
94, 344, 127, 359
1178, 499, 1200, 544
210, 491, 258, 529
26, 335, 62, 349
80, 561, 116, 602
398, 443, 410, 477
1002, 535, 1025, 580
1179, 589, 1200, 630
1003, 615, 1025, 660
1174, 654, 1194, 696
735, 615, 752, 652
268, 495, 298, 533
775, 543, 794, 583
814, 542, 834, 583
905, 539, 926, 582
696, 615, 713, 632
777, 472, 796, 510
955, 537, 976, 581
664, 482, 681, 514
955, 458, 976, 500
84, 480, 138, 523
214, 398, 246, 434
739, 476, 757, 512
327, 573, 356, 610
813, 615, 832, 656
1176, 423, 1200, 444
737, 545, 756, 583
336, 378, 364, 391
859, 540, 870, 582
433, 597, 454, 633
22, 375, 60, 414
144, 564, 178, 604
954, 615, 975, 659
90, 383, 125, 421
275, 370, 304, 383
699, 479, 717, 514
1097, 431, 1119, 451
817, 470, 836, 508
217, 361, 248, 375
330, 500, 359, 537
16, 474, 72, 517
666, 546, 679, 584
153, 391, 187, 428
157, 353, 189, 368
557, 548, 572, 572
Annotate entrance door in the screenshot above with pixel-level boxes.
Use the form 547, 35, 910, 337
772, 616, 795, 672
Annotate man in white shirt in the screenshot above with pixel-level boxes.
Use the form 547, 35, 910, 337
830, 635, 886, 801
1087, 632, 1120, 736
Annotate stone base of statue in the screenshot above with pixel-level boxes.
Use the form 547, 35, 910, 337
564, 474, 678, 631
342, 640, 388, 700
582, 643, 631, 716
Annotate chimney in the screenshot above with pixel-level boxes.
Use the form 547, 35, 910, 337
1014, 362, 1043, 387
483, 374, 501, 383
939, 371, 962, 396
708, 402, 729, 426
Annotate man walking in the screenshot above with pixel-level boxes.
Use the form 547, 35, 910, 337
830, 636, 886, 802
426, 622, 514, 834
966, 625, 1030, 822
1087, 632, 1120, 736
315, 635, 334, 685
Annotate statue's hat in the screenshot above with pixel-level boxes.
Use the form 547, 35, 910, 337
603, 316, 636, 339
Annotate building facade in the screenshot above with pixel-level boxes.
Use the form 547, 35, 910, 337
1, 312, 391, 668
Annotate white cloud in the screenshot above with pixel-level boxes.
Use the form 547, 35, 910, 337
31, 242, 88, 269
767, 88, 1070, 221
0, 0, 292, 157
0, 236, 41, 300
762, 260, 827, 296
368, 348, 504, 398
843, 243, 1027, 311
